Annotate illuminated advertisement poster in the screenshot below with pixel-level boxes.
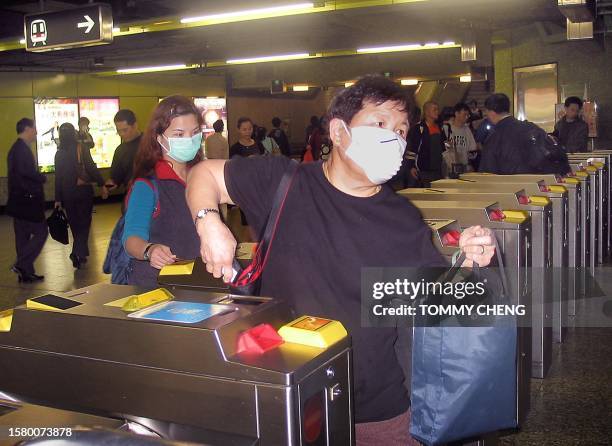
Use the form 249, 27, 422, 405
78, 98, 121, 168
34, 98, 79, 172
194, 97, 227, 139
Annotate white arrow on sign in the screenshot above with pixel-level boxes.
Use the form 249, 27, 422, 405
77, 15, 94, 33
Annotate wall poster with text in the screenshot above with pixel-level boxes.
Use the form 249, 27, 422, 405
78, 98, 120, 168
34, 98, 79, 172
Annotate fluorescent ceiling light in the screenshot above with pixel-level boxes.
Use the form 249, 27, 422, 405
345, 82, 355, 88
206, 96, 219, 99
460, 74, 472, 82
401, 79, 419, 85
226, 53, 311, 64
357, 41, 458, 54
19, 38, 25, 44
117, 64, 189, 74
181, 2, 314, 24
292, 85, 309, 91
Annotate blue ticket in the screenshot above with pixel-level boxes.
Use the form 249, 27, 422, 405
128, 301, 233, 324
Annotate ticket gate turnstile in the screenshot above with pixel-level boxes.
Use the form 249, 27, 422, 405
568, 155, 609, 262
0, 284, 353, 445
432, 179, 568, 347
424, 218, 462, 263
460, 173, 582, 329
569, 164, 600, 272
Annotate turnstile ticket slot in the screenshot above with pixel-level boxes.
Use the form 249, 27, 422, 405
217, 295, 270, 306
441, 230, 461, 247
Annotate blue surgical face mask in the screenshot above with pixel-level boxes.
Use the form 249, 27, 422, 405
160, 132, 202, 163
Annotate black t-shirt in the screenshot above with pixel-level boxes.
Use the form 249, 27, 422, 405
229, 141, 264, 158
110, 134, 142, 187
225, 156, 446, 423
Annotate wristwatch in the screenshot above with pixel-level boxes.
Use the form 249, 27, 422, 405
143, 243, 154, 261
194, 208, 220, 225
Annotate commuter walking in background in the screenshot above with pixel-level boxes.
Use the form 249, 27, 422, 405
442, 102, 478, 174
269, 117, 290, 157
307, 116, 323, 160
479, 93, 532, 174
77, 117, 95, 151
305, 115, 320, 144
407, 101, 446, 186
230, 117, 264, 158
122, 95, 203, 287
106, 109, 142, 191
205, 119, 229, 160
256, 126, 280, 155
54, 123, 108, 269
552, 96, 589, 153
6, 118, 48, 282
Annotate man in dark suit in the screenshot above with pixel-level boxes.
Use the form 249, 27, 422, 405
6, 118, 48, 282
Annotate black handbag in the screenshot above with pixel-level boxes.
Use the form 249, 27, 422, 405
47, 207, 70, 245
230, 161, 299, 295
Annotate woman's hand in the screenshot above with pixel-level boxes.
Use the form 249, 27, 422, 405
459, 226, 495, 268
196, 213, 237, 282
148, 244, 176, 270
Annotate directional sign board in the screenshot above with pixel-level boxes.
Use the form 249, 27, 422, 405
24, 4, 113, 52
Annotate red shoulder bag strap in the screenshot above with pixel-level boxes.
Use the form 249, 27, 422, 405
233, 161, 299, 286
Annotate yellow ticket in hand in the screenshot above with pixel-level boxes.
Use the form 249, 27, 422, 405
159, 259, 195, 276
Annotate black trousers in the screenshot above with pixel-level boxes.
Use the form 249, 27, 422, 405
14, 218, 48, 275
63, 185, 94, 259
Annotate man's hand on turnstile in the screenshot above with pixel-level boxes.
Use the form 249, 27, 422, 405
459, 226, 495, 268
196, 212, 237, 282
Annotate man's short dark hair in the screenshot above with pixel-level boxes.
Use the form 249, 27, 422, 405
237, 117, 252, 128
78, 116, 90, 126
564, 96, 583, 109
114, 109, 136, 125
484, 93, 511, 114
468, 99, 478, 107
454, 102, 471, 114
272, 117, 282, 128
327, 74, 411, 124
16, 118, 34, 134
212, 119, 224, 133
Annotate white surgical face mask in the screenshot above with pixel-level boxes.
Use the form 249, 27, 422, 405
341, 121, 407, 184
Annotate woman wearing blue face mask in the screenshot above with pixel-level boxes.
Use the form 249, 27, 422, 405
122, 95, 204, 287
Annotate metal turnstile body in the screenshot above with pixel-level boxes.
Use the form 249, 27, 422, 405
591, 150, 612, 256
0, 284, 353, 446
568, 155, 609, 262
569, 164, 599, 273
432, 179, 567, 356
460, 173, 580, 335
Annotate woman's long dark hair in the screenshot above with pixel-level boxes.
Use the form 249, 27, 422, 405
58, 122, 77, 151
132, 95, 204, 181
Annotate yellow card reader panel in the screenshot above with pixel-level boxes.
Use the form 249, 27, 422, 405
159, 260, 195, 276
278, 316, 348, 348
105, 288, 174, 312
0, 309, 13, 332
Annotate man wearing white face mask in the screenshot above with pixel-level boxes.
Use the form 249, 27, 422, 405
186, 76, 496, 444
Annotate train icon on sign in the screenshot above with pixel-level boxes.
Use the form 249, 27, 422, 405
30, 19, 47, 46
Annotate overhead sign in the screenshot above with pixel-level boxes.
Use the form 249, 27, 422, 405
24, 4, 113, 52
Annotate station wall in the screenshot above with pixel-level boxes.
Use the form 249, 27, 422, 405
493, 28, 612, 146
0, 71, 225, 203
